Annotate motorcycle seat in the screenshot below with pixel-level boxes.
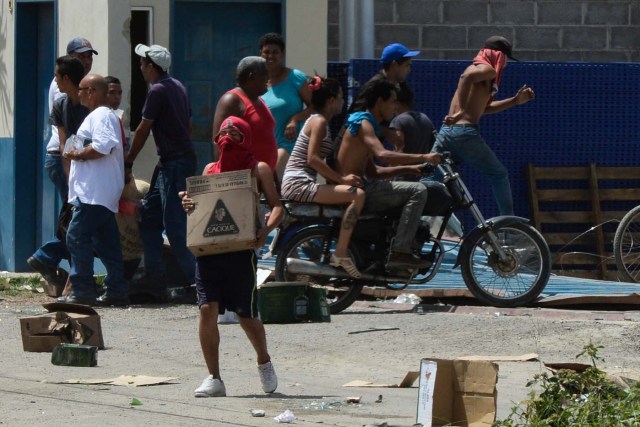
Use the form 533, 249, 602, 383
283, 201, 379, 220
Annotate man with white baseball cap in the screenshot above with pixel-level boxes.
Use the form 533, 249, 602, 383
125, 44, 196, 301
134, 44, 171, 72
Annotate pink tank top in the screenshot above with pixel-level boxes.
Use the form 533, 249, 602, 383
228, 89, 277, 171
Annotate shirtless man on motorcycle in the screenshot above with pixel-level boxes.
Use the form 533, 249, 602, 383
335, 79, 441, 268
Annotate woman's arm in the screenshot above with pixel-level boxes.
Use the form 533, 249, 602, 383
255, 162, 283, 249
284, 73, 313, 141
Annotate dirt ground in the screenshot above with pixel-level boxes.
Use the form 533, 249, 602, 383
2, 291, 640, 426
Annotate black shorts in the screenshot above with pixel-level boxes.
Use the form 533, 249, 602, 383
195, 250, 258, 318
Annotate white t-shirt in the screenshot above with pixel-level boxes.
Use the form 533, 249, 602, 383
69, 106, 125, 212
46, 78, 64, 152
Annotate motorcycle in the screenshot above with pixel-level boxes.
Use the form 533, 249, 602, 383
270, 153, 551, 314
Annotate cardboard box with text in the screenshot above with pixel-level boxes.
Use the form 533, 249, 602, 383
186, 170, 259, 256
417, 358, 498, 427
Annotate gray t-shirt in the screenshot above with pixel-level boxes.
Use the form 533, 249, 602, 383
390, 111, 435, 181
389, 111, 435, 155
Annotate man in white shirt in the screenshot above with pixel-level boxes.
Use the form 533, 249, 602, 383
62, 74, 128, 306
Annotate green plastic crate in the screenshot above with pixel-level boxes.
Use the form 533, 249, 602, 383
51, 343, 98, 367
258, 282, 330, 324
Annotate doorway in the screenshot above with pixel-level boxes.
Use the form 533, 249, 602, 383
172, 1, 282, 171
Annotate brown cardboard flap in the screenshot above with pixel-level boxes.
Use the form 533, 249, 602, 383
43, 302, 99, 316
454, 360, 498, 394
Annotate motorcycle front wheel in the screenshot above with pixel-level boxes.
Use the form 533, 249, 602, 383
274, 227, 363, 314
460, 222, 550, 307
613, 204, 640, 283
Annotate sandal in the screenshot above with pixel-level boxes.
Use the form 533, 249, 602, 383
330, 254, 362, 278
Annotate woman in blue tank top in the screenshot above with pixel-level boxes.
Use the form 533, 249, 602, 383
259, 33, 312, 182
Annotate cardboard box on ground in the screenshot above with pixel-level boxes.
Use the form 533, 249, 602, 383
186, 170, 259, 256
418, 358, 498, 427
19, 303, 104, 352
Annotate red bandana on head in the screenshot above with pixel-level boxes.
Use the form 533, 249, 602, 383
472, 48, 507, 97
206, 116, 258, 174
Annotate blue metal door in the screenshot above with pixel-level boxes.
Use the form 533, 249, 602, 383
7, 1, 55, 271
173, 1, 281, 171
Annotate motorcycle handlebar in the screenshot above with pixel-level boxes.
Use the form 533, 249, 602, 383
419, 152, 452, 176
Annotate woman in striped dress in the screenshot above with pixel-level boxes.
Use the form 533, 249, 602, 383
280, 77, 365, 278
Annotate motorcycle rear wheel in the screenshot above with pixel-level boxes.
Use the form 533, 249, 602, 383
613, 204, 640, 283
275, 227, 363, 314
461, 222, 550, 307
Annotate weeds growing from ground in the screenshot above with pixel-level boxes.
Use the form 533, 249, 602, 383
495, 343, 640, 426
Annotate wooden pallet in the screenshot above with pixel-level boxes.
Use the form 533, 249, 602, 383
527, 164, 640, 281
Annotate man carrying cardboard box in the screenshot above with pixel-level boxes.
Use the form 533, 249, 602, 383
180, 116, 283, 398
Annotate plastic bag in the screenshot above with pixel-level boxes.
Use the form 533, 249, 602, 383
62, 134, 85, 160
274, 409, 296, 423
392, 293, 421, 304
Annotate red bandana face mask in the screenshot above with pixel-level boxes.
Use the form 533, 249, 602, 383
207, 116, 258, 174
472, 49, 507, 97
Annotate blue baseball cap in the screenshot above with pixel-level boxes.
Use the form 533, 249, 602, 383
66, 37, 98, 55
381, 43, 419, 64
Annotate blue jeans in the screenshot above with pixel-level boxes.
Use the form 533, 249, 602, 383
363, 180, 428, 254
33, 154, 69, 268
139, 155, 196, 283
66, 200, 128, 300
44, 153, 68, 202
431, 125, 514, 216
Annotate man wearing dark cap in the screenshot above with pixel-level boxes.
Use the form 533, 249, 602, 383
28, 37, 98, 288
431, 36, 535, 216
125, 44, 196, 300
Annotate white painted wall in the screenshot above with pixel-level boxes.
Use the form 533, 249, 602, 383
286, 0, 328, 76
58, 0, 131, 125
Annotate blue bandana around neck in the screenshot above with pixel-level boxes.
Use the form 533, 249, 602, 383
344, 111, 382, 139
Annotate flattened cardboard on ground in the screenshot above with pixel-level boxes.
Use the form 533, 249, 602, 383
62, 375, 178, 387
420, 358, 498, 427
458, 353, 538, 362
536, 293, 640, 306
343, 371, 420, 388
19, 302, 104, 352
186, 170, 259, 256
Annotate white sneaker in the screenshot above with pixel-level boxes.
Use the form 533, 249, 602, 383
257, 361, 278, 393
194, 375, 226, 397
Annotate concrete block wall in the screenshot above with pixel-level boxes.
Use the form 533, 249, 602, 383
327, 0, 640, 62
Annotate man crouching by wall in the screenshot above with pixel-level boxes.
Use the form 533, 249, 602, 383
62, 74, 129, 307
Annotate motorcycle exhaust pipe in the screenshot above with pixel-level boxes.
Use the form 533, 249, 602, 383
286, 258, 414, 283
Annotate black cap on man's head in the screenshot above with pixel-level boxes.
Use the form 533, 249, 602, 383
484, 36, 518, 61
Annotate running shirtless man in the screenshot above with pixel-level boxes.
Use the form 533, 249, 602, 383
432, 36, 535, 215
